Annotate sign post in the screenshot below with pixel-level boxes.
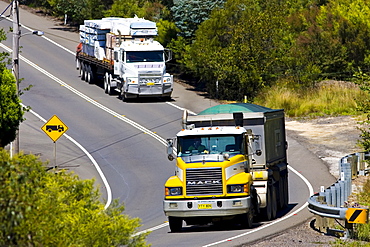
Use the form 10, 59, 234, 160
41, 115, 68, 168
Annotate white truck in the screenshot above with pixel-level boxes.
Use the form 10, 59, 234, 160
164, 103, 289, 232
76, 16, 173, 101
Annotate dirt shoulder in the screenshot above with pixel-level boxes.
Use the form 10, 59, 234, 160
247, 116, 363, 247
286, 116, 362, 178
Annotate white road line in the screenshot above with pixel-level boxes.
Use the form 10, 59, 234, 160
166, 102, 196, 115
23, 106, 113, 210
0, 27, 316, 244
202, 165, 314, 246
133, 222, 169, 237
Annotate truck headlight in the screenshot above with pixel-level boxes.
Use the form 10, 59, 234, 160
228, 184, 248, 193
164, 77, 171, 83
165, 187, 182, 196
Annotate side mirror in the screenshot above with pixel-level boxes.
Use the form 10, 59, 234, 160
167, 138, 175, 161
114, 51, 119, 62
164, 48, 173, 62
168, 154, 175, 161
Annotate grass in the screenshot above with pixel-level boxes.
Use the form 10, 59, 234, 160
254, 81, 370, 246
331, 177, 370, 246
254, 81, 368, 118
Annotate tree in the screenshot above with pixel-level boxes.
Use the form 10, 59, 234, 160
47, 0, 105, 24
353, 69, 370, 151
104, 0, 166, 21
0, 149, 149, 246
0, 29, 23, 148
171, 0, 225, 39
285, 0, 370, 86
184, 0, 291, 101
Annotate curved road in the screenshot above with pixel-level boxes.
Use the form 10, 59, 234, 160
0, 2, 336, 246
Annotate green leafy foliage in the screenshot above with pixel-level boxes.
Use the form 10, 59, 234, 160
104, 0, 166, 21
171, 0, 225, 38
46, 0, 105, 24
183, 0, 291, 100
0, 149, 149, 246
0, 28, 23, 148
156, 19, 178, 47
353, 69, 370, 151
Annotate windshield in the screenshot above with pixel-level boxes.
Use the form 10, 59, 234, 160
125, 51, 164, 63
177, 135, 243, 157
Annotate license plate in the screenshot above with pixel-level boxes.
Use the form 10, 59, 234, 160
146, 82, 155, 86
198, 204, 212, 209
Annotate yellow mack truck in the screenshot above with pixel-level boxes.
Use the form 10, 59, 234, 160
164, 103, 289, 232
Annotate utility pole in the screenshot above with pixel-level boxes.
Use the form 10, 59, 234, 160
12, 0, 20, 155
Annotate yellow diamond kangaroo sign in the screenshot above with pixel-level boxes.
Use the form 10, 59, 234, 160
41, 115, 68, 142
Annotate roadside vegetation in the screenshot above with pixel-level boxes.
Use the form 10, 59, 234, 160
254, 81, 368, 118
2, 0, 370, 246
15, 0, 370, 102
0, 149, 149, 246
332, 178, 370, 246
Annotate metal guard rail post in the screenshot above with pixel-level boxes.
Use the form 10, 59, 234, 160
307, 151, 369, 238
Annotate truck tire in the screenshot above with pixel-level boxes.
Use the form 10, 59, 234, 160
79, 62, 85, 80
85, 65, 91, 83
87, 65, 95, 84
271, 185, 277, 220
104, 72, 113, 95
278, 178, 285, 209
104, 72, 109, 94
168, 217, 183, 232
239, 210, 253, 229
283, 175, 289, 208
261, 188, 272, 221
261, 185, 277, 221
121, 92, 127, 102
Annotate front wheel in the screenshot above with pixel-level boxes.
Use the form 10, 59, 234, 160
239, 210, 253, 229
168, 217, 183, 232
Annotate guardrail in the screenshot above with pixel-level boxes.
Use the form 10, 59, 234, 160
307, 152, 370, 238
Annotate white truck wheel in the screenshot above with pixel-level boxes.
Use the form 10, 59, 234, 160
104, 73, 113, 95
261, 186, 273, 221
88, 66, 95, 84
104, 72, 108, 94
85, 65, 91, 83
80, 62, 85, 80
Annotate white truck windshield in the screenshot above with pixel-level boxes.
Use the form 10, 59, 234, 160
126, 51, 164, 63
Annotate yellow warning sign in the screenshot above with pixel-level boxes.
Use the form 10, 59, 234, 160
41, 115, 68, 142
346, 208, 369, 224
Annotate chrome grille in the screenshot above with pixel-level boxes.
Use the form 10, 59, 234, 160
186, 168, 223, 195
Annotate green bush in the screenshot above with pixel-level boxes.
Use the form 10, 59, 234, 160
0, 149, 149, 246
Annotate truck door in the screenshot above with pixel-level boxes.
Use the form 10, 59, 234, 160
113, 48, 123, 77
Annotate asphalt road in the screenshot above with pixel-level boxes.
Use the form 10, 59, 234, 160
0, 2, 336, 246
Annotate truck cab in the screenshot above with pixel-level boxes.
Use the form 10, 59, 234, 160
164, 125, 260, 232
163, 103, 289, 232
113, 39, 173, 99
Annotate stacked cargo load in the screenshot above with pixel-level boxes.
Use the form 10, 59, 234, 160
79, 16, 158, 61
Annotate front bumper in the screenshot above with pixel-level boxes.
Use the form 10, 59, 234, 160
125, 83, 173, 97
164, 197, 252, 218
